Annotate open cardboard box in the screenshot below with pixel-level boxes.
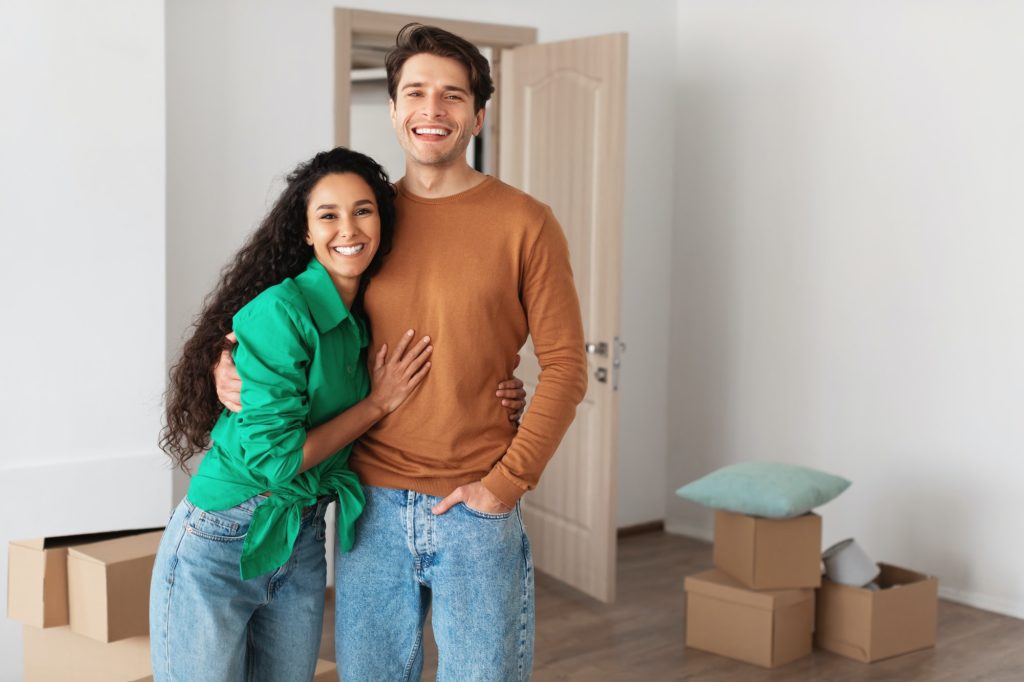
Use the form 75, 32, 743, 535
8, 528, 162, 630
815, 562, 938, 662
68, 530, 163, 642
713, 510, 822, 590
685, 568, 815, 668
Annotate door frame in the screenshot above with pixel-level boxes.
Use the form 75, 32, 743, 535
333, 9, 537, 171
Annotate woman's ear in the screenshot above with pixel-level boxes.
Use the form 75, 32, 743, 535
305, 232, 313, 246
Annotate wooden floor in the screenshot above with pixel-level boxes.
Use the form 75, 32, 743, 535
322, 531, 1024, 681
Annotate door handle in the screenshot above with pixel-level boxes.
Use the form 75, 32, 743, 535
585, 341, 608, 357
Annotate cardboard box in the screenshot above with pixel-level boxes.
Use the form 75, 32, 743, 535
68, 530, 163, 643
314, 658, 338, 680
713, 510, 822, 589
8, 528, 162, 629
23, 625, 151, 682
685, 569, 814, 668
815, 562, 938, 662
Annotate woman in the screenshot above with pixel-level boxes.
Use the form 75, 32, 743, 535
150, 147, 523, 681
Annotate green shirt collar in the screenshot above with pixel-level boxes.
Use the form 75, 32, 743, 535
294, 258, 352, 334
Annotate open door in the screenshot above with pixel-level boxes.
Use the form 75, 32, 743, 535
499, 33, 627, 603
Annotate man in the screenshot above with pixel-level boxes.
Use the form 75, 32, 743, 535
218, 23, 586, 681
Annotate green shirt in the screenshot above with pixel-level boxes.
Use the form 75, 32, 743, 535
188, 258, 369, 580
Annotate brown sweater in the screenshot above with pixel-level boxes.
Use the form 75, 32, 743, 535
350, 176, 587, 506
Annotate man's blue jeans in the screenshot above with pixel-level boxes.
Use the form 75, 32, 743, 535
149, 494, 331, 682
335, 486, 535, 681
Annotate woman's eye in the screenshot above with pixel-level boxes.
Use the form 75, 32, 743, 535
320, 213, 336, 220
355, 208, 373, 217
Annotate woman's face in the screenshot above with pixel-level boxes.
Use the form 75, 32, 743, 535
305, 172, 381, 295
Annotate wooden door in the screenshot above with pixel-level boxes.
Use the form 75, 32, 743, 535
499, 33, 627, 603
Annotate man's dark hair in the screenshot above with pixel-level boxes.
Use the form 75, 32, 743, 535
385, 23, 495, 112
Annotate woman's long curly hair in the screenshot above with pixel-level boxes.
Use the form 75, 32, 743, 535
160, 147, 396, 471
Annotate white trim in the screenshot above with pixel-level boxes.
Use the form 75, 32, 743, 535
664, 520, 713, 544
939, 586, 1024, 622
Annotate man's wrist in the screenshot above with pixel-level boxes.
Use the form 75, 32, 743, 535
480, 469, 524, 510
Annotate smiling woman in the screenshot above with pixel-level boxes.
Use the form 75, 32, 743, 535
150, 147, 428, 681
304, 172, 384, 309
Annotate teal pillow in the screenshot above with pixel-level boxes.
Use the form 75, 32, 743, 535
675, 461, 851, 518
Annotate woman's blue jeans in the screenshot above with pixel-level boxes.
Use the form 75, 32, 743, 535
149, 494, 331, 682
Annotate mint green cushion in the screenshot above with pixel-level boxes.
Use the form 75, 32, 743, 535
675, 461, 851, 518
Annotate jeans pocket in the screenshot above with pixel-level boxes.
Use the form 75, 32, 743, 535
186, 504, 248, 542
461, 502, 515, 520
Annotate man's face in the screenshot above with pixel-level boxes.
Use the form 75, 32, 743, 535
389, 53, 484, 170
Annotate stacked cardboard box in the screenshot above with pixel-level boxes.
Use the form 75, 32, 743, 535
685, 511, 821, 668
8, 528, 162, 681
9, 528, 341, 680
684, 510, 939, 667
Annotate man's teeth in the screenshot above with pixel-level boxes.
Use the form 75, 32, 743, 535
333, 244, 364, 256
415, 128, 450, 136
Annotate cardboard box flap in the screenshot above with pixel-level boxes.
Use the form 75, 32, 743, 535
878, 563, 932, 588
685, 569, 810, 610
67, 530, 163, 565
12, 528, 163, 552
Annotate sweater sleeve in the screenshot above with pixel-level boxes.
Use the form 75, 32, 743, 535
481, 207, 588, 506
232, 295, 311, 490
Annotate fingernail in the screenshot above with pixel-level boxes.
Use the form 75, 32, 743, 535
407, 330, 414, 336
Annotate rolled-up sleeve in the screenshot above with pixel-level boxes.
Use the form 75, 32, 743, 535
232, 297, 312, 489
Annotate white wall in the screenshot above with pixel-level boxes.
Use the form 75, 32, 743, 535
166, 0, 676, 527
0, 1, 170, 678
669, 0, 1024, 618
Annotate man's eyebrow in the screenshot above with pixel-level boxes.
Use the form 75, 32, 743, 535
401, 82, 470, 95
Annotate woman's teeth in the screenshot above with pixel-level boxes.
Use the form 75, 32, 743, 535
333, 244, 365, 256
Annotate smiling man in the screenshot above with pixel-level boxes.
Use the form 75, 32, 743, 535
220, 22, 586, 681
331, 24, 587, 681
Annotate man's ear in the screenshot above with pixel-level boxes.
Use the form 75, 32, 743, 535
473, 107, 486, 136
389, 99, 397, 126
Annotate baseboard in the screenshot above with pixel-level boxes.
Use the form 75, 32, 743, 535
664, 520, 713, 543
617, 520, 665, 537
939, 585, 1024, 621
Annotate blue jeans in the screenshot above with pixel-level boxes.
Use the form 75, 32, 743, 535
335, 486, 535, 681
149, 494, 331, 682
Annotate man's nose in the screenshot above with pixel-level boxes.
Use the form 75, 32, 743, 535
422, 94, 445, 118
